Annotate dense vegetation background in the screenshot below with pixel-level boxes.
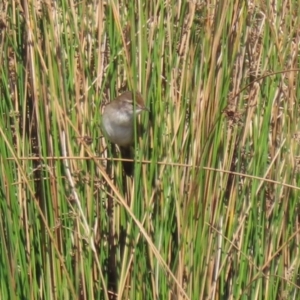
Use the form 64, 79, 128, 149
1, 0, 300, 299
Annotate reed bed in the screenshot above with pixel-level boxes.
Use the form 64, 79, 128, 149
1, 0, 300, 299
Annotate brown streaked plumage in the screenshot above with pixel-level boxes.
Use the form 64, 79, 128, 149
102, 91, 148, 175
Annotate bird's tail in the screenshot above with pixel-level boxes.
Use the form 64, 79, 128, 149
120, 146, 134, 176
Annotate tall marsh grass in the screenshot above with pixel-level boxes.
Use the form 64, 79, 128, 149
1, 0, 300, 299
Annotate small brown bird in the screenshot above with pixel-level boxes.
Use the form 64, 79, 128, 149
102, 91, 148, 175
